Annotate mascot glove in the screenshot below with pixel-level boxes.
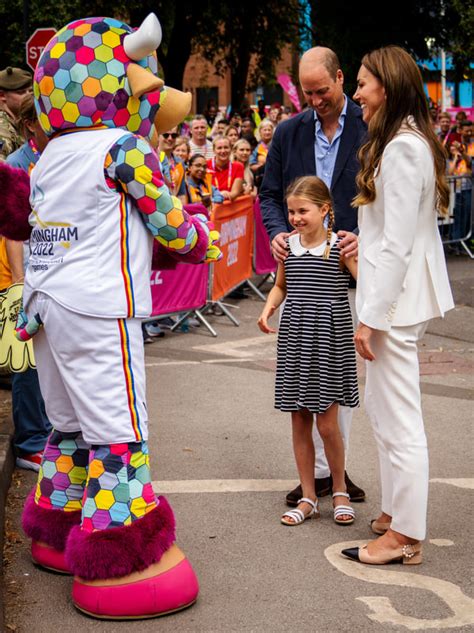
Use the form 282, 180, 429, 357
15, 308, 42, 342
192, 214, 222, 263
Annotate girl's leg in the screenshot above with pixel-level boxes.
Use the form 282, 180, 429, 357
316, 403, 352, 521
286, 409, 316, 522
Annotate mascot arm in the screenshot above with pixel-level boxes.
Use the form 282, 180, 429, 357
106, 134, 221, 262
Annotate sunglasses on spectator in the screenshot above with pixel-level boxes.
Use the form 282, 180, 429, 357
162, 132, 178, 139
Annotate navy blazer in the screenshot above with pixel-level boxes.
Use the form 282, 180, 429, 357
260, 98, 367, 240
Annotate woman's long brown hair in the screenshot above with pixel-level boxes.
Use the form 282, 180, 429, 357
353, 46, 449, 215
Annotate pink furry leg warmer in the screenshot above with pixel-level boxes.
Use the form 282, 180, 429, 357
22, 489, 82, 551
65, 496, 176, 581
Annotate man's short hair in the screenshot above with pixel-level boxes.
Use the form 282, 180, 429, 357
191, 114, 207, 127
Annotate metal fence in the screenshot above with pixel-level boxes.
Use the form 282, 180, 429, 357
439, 174, 473, 258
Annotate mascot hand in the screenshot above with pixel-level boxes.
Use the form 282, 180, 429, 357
192, 214, 223, 263
15, 308, 42, 342
205, 229, 222, 262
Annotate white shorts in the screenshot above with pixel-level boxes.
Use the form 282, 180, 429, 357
27, 292, 148, 445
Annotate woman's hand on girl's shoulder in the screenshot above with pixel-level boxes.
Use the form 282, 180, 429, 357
258, 306, 277, 334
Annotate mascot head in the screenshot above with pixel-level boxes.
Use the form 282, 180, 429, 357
33, 13, 191, 142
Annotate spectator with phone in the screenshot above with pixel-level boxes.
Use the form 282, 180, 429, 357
185, 153, 224, 208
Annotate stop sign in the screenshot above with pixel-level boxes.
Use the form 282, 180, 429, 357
26, 28, 57, 72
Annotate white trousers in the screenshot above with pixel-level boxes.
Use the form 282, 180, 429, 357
27, 292, 148, 445
364, 321, 428, 541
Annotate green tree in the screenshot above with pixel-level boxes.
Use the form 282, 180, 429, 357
308, 0, 472, 97
196, 2, 301, 109
0, 0, 301, 109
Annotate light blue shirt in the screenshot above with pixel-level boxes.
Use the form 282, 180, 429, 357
314, 96, 348, 189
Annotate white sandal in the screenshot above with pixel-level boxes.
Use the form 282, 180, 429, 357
281, 497, 319, 526
332, 492, 355, 525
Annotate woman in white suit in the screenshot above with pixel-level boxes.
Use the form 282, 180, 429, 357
342, 46, 454, 566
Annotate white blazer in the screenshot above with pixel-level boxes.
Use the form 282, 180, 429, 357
357, 123, 454, 331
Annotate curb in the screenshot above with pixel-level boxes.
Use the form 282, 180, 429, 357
0, 419, 14, 630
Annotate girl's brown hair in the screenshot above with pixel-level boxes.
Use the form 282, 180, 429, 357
286, 176, 335, 259
353, 46, 449, 215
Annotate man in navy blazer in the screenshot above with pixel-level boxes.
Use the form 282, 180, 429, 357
260, 47, 367, 506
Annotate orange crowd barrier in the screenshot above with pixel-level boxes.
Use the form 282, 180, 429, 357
210, 196, 254, 301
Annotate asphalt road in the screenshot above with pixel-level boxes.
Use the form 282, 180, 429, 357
3, 256, 474, 633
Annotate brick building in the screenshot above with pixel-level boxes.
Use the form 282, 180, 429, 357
182, 46, 300, 114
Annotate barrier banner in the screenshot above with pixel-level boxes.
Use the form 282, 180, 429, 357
211, 196, 254, 301
253, 197, 277, 275
150, 262, 208, 316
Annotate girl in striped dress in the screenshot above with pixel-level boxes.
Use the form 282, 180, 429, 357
258, 176, 359, 527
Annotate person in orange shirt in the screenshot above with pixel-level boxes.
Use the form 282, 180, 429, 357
206, 137, 244, 201
185, 154, 224, 208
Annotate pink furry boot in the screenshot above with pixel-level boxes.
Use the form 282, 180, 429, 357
66, 496, 199, 619
22, 490, 80, 573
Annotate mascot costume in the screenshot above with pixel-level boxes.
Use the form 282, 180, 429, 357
12, 13, 221, 619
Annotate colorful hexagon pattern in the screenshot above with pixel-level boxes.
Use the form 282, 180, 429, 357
108, 135, 199, 254
81, 443, 157, 532
35, 430, 89, 512
34, 16, 161, 138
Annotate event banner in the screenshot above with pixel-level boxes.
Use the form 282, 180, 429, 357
211, 196, 254, 301
150, 262, 208, 316
253, 197, 277, 276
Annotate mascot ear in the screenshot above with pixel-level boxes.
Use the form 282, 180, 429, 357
154, 87, 192, 134
127, 63, 164, 98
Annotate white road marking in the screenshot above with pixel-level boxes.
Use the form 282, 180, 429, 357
145, 360, 200, 367
202, 357, 276, 364
429, 539, 454, 547
325, 540, 474, 630
193, 334, 276, 358
430, 478, 474, 490
152, 479, 298, 494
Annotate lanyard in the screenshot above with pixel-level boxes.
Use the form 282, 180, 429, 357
211, 158, 233, 189
28, 138, 40, 160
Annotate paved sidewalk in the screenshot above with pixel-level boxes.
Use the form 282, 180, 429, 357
2, 255, 473, 632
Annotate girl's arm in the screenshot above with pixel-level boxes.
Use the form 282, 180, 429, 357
258, 263, 286, 333
341, 252, 357, 279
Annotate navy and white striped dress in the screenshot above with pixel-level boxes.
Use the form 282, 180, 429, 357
275, 234, 359, 413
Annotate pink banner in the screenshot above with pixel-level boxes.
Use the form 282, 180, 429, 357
447, 106, 474, 120
150, 262, 208, 316
253, 197, 277, 276
277, 73, 302, 112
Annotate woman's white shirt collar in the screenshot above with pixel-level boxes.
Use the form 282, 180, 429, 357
289, 232, 337, 256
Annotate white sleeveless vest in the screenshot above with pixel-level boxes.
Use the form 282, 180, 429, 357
24, 128, 153, 318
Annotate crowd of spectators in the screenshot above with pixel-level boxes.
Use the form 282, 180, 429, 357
147, 100, 291, 209
429, 104, 473, 253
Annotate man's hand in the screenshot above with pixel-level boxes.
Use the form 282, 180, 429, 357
271, 231, 291, 262
337, 230, 358, 259
354, 323, 376, 361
